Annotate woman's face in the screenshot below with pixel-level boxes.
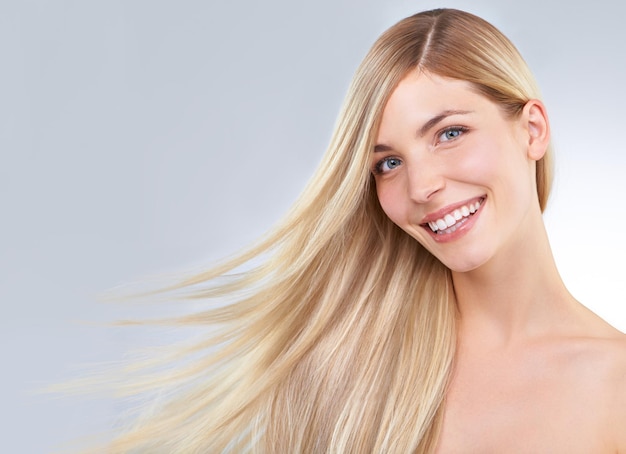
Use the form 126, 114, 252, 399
372, 70, 546, 272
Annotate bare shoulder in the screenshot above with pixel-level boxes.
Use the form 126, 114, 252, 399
561, 310, 626, 450
576, 319, 626, 450
600, 330, 626, 451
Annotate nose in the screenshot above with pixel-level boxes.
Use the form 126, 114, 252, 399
406, 161, 446, 203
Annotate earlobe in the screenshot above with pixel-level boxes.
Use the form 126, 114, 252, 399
523, 99, 550, 161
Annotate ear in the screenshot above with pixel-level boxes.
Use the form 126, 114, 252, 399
521, 99, 550, 161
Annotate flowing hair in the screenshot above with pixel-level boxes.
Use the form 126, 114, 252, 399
106, 8, 553, 453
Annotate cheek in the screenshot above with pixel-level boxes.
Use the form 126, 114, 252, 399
461, 139, 536, 218
453, 137, 520, 194
455, 138, 501, 179
375, 182, 406, 226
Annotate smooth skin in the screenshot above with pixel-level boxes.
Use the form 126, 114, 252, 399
373, 70, 626, 452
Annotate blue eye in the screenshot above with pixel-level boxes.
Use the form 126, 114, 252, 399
439, 126, 468, 142
374, 157, 402, 174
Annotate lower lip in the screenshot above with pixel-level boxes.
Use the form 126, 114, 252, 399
423, 200, 485, 243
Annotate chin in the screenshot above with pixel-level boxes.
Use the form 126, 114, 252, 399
430, 252, 489, 274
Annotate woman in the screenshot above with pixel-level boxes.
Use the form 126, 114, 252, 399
110, 8, 626, 453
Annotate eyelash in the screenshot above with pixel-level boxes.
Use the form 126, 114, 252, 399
438, 125, 469, 143
373, 156, 401, 175
372, 126, 469, 175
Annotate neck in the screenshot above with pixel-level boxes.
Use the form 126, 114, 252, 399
452, 212, 579, 349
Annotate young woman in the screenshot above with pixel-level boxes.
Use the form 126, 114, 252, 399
109, 8, 626, 453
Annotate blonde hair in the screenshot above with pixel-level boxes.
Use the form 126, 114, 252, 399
108, 8, 553, 453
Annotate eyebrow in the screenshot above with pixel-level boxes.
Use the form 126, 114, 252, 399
374, 109, 473, 153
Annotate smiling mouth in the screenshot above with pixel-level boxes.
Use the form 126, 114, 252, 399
423, 197, 485, 235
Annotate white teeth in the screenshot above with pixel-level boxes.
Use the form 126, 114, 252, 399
426, 198, 483, 233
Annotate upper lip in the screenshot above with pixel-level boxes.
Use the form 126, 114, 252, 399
420, 195, 486, 224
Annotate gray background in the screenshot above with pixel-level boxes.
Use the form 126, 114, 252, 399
2, 0, 625, 451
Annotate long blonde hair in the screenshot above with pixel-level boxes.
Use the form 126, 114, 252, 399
108, 8, 553, 453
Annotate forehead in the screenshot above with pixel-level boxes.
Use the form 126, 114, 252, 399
376, 70, 500, 141
383, 71, 484, 119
